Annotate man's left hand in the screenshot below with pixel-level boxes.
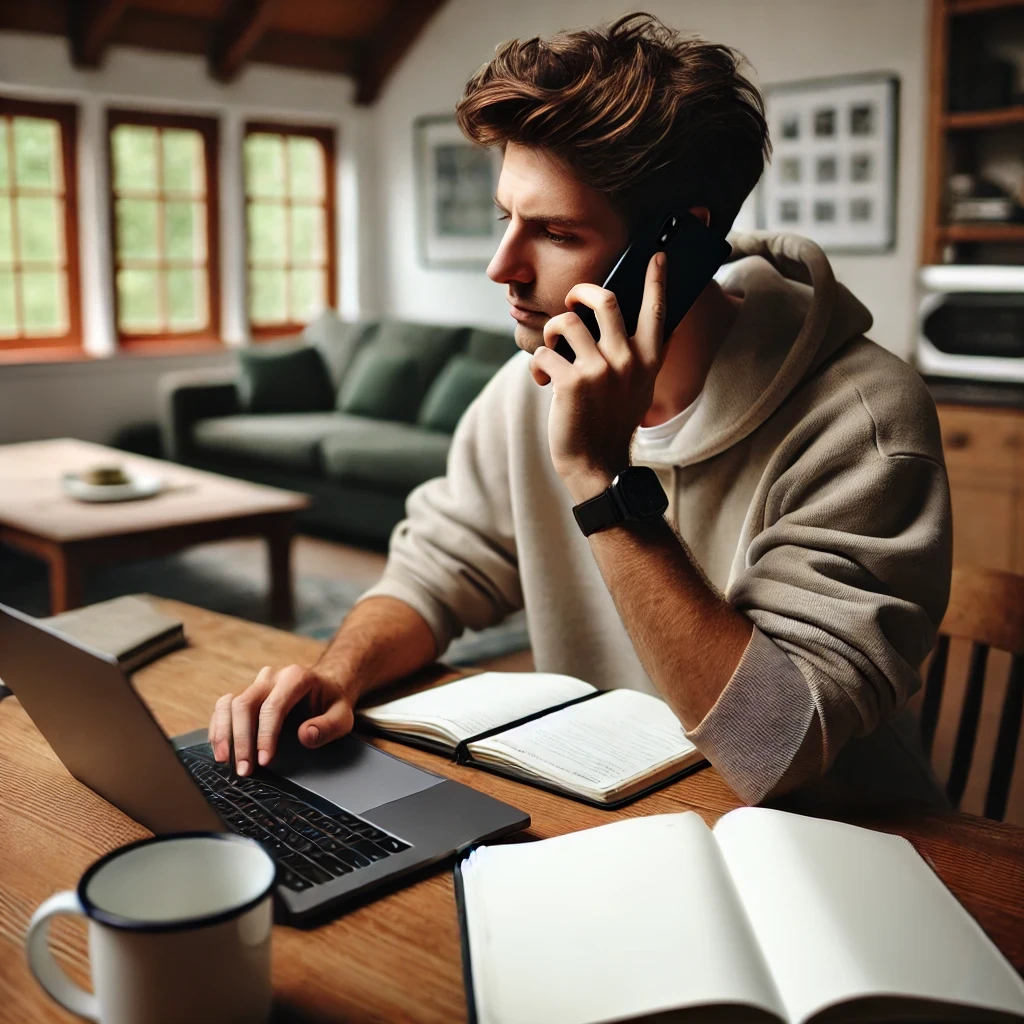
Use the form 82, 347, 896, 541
530, 251, 668, 503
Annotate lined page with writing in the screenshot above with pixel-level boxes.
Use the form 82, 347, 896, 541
467, 688, 701, 801
357, 672, 595, 750
462, 813, 786, 1024
713, 807, 1024, 1024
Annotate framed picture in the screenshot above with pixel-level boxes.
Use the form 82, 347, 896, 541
757, 72, 899, 253
415, 114, 504, 269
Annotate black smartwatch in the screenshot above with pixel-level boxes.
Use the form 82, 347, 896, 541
572, 466, 669, 537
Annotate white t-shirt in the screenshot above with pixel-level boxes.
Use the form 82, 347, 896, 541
631, 393, 703, 462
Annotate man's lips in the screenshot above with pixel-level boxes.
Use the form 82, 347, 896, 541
509, 301, 545, 322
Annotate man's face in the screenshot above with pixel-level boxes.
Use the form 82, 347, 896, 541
487, 143, 630, 354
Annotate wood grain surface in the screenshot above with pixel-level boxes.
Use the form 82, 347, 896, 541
2, 598, 1023, 1024
0, 439, 308, 541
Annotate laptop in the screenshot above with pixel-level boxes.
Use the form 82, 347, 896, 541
0, 601, 530, 925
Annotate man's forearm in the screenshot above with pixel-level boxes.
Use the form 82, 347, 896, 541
313, 596, 438, 703
579, 506, 752, 729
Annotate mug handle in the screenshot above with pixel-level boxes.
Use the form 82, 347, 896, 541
26, 890, 100, 1021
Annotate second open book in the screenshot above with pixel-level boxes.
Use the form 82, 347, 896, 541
356, 671, 707, 807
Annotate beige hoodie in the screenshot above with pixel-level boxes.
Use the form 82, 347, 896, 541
357, 232, 953, 806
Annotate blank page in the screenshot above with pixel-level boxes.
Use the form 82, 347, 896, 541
358, 672, 595, 745
462, 813, 786, 1024
467, 689, 699, 800
713, 808, 1024, 1024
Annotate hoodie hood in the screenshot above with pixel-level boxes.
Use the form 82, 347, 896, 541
632, 231, 874, 468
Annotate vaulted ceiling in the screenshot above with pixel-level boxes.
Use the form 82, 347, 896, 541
0, 0, 450, 104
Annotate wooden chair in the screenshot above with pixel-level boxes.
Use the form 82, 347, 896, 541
920, 566, 1024, 820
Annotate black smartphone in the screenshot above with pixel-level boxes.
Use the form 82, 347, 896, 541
554, 205, 733, 362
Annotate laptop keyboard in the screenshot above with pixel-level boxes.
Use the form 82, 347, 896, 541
179, 747, 411, 892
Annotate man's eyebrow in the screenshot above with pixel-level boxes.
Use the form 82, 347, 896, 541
492, 196, 590, 229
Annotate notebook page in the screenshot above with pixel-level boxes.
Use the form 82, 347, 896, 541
462, 813, 786, 1024
713, 808, 1024, 1024
358, 672, 595, 744
467, 689, 697, 798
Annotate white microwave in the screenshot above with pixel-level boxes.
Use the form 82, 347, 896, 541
916, 265, 1024, 383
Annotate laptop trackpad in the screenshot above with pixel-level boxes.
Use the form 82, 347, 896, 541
270, 727, 443, 815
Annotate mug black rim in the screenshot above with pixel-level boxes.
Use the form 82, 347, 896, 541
77, 831, 277, 933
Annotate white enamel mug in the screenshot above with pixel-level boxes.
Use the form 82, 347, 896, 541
26, 832, 277, 1024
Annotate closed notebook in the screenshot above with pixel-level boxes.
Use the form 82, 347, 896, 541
42, 595, 185, 673
456, 807, 1024, 1024
356, 671, 707, 807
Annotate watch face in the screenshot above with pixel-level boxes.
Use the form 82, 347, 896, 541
616, 466, 668, 518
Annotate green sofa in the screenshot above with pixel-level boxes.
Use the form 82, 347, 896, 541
158, 311, 518, 546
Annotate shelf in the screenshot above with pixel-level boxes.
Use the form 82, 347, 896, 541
945, 106, 1024, 129
947, 0, 1024, 14
939, 223, 1024, 242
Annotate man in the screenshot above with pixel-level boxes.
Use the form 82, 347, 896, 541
209, 14, 951, 805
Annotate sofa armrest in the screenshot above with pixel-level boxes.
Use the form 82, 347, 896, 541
158, 369, 240, 463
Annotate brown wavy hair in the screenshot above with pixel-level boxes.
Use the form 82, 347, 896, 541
455, 12, 771, 235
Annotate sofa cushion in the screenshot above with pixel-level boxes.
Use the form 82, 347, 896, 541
336, 345, 422, 422
320, 419, 451, 493
417, 355, 497, 434
302, 311, 378, 389
237, 345, 335, 414
465, 327, 518, 364
191, 412, 349, 473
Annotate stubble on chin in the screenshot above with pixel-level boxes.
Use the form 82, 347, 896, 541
514, 324, 546, 355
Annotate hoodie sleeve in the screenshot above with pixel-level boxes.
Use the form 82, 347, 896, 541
353, 362, 523, 657
686, 411, 952, 805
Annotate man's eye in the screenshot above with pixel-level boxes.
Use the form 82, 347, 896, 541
544, 230, 573, 245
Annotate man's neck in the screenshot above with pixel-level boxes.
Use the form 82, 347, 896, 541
641, 281, 742, 428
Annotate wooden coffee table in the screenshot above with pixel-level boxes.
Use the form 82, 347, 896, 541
0, 439, 310, 622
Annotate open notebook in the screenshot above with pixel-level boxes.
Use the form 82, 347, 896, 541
456, 808, 1024, 1024
356, 672, 707, 807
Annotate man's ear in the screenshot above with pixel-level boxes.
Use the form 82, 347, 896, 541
688, 205, 711, 228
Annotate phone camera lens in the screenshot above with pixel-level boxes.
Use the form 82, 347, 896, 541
659, 233, 668, 244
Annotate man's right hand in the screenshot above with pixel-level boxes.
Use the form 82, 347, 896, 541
208, 664, 355, 777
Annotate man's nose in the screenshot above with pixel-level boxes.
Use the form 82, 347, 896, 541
486, 229, 533, 285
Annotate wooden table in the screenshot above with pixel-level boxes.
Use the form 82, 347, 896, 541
0, 439, 309, 622
2, 599, 1023, 1024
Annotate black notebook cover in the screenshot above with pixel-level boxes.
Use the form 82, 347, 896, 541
358, 689, 709, 809
453, 851, 479, 1024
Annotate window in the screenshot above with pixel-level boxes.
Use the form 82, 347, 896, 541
108, 110, 219, 343
243, 122, 336, 336
0, 97, 80, 349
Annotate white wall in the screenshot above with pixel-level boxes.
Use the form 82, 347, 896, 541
374, 0, 930, 359
0, 33, 380, 444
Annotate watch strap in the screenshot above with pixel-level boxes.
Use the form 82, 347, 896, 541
572, 487, 624, 537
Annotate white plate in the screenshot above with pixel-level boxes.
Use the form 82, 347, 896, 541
61, 471, 164, 503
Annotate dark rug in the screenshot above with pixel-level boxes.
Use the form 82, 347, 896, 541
0, 544, 530, 668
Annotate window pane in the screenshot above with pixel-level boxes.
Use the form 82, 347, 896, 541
0, 120, 8, 189
249, 268, 286, 324
0, 200, 11, 264
290, 205, 324, 264
247, 201, 285, 263
17, 196, 63, 264
290, 268, 324, 323
0, 269, 15, 336
22, 269, 65, 336
116, 199, 159, 261
167, 267, 206, 331
14, 117, 61, 191
245, 133, 285, 198
165, 201, 204, 261
112, 125, 158, 193
163, 128, 203, 195
117, 268, 161, 330
287, 136, 325, 200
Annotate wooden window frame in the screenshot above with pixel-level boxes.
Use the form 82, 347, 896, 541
243, 120, 337, 340
107, 108, 221, 348
0, 95, 82, 353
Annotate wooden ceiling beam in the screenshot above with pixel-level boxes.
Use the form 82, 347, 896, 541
355, 0, 448, 106
70, 0, 132, 68
209, 0, 278, 83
